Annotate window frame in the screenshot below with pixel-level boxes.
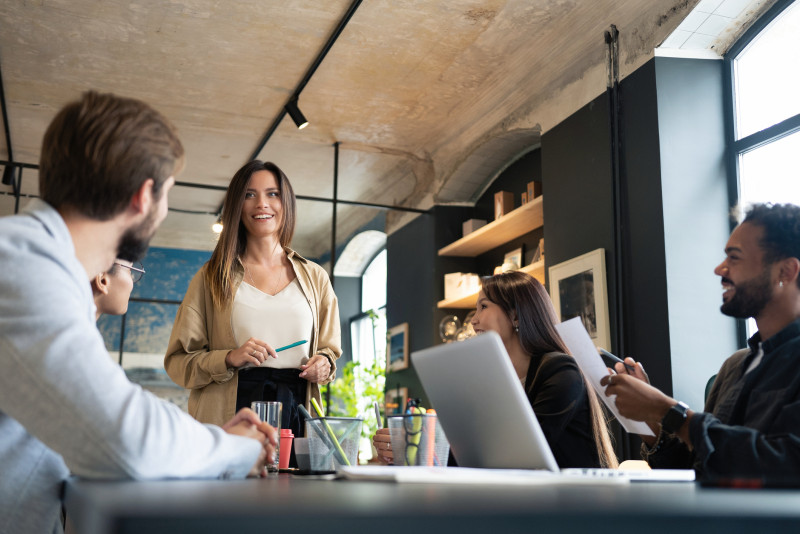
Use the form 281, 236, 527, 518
723, 0, 800, 345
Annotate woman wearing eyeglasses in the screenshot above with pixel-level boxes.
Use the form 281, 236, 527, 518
374, 271, 617, 468
164, 161, 341, 458
90, 259, 145, 320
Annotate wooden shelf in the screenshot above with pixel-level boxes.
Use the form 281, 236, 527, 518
520, 259, 545, 282
438, 196, 543, 257
436, 292, 480, 310
436, 261, 545, 309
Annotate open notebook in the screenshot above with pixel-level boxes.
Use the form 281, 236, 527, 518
359, 332, 693, 483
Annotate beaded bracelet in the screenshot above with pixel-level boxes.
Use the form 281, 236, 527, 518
640, 428, 668, 458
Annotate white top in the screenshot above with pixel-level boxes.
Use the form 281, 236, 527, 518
232, 279, 313, 369
0, 200, 260, 534
745, 343, 764, 374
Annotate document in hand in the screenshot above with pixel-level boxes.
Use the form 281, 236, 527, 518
555, 317, 655, 436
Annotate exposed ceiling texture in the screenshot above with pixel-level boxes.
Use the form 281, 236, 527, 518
0, 0, 758, 259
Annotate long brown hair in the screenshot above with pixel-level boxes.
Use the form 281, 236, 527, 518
481, 271, 618, 468
205, 160, 297, 308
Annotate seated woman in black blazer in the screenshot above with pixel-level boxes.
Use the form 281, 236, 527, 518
373, 271, 617, 468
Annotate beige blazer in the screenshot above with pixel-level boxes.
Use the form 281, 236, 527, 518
164, 248, 342, 426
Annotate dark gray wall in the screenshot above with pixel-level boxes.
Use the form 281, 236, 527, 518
541, 56, 737, 410
385, 206, 474, 408
541, 94, 619, 351
617, 59, 673, 397
383, 56, 739, 453
386, 211, 436, 407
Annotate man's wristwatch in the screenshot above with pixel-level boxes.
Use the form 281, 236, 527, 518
660, 401, 690, 434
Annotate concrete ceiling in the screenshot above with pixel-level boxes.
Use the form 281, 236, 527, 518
0, 0, 768, 260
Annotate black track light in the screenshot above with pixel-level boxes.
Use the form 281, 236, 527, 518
285, 99, 309, 130
2, 165, 15, 186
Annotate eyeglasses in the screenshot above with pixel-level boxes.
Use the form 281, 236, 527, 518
114, 261, 146, 283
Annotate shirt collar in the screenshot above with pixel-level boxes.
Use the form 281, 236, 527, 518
21, 198, 95, 321
751, 318, 800, 355
284, 247, 308, 264
23, 198, 76, 256
237, 246, 308, 265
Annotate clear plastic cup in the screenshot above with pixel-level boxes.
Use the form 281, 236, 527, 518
305, 417, 362, 472
251, 401, 282, 472
387, 413, 449, 467
293, 437, 311, 471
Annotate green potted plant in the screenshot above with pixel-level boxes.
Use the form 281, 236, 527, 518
326, 310, 386, 462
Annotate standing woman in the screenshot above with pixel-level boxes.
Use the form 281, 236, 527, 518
165, 160, 341, 446
473, 271, 617, 468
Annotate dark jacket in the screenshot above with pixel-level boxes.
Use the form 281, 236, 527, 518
646, 319, 800, 479
524, 352, 601, 468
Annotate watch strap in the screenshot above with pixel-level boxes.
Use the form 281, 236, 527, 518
661, 401, 689, 434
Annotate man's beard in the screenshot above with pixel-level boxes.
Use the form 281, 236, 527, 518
117, 207, 158, 262
720, 267, 772, 319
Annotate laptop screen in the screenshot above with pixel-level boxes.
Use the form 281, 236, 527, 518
412, 332, 559, 471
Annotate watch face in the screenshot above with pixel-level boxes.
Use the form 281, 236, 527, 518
662, 402, 689, 434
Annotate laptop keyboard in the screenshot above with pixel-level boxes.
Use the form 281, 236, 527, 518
562, 468, 696, 482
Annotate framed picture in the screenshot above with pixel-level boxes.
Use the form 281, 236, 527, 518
504, 247, 523, 270
385, 387, 408, 416
548, 248, 611, 350
386, 323, 409, 372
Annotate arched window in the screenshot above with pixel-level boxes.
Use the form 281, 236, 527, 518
350, 248, 387, 372
331, 232, 387, 460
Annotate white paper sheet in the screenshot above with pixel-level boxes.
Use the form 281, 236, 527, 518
555, 317, 655, 436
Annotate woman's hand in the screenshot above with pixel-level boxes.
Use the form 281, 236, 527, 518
222, 408, 278, 477
372, 428, 394, 464
299, 354, 331, 383
225, 337, 276, 368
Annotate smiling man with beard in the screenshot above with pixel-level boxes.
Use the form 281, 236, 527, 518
0, 91, 276, 534
602, 203, 800, 480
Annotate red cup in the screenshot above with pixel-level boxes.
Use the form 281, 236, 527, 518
279, 429, 294, 470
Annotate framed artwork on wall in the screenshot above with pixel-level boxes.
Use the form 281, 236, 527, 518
548, 248, 611, 350
384, 387, 408, 416
386, 323, 409, 372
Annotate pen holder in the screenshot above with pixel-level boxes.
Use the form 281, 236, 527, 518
387, 414, 450, 467
305, 417, 362, 471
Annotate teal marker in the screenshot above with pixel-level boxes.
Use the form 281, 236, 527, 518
275, 340, 307, 353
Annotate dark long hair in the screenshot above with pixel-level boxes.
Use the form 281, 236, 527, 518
481, 271, 618, 468
205, 160, 296, 308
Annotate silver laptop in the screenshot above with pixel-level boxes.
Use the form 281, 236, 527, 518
412, 331, 559, 471
412, 332, 695, 482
